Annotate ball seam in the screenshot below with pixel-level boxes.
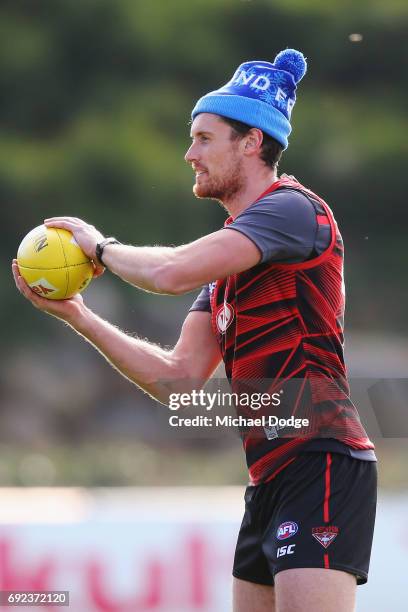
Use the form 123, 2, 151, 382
55, 228, 70, 299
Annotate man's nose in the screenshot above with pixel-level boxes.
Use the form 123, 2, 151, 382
184, 143, 197, 163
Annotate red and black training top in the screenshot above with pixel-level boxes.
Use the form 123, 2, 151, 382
191, 176, 375, 485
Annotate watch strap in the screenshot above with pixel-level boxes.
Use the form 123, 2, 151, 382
95, 238, 121, 266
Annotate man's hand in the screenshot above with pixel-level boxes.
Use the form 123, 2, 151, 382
12, 259, 86, 324
44, 216, 106, 277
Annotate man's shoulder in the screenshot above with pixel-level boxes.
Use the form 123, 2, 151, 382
238, 186, 317, 222
258, 186, 316, 207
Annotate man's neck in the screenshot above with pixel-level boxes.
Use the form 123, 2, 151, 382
223, 170, 278, 219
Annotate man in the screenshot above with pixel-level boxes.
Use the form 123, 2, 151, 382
13, 49, 376, 612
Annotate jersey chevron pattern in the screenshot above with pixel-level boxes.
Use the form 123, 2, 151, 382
210, 177, 374, 485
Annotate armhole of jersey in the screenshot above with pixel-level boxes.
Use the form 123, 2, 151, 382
270, 194, 337, 270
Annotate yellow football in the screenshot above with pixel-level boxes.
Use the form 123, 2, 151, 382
17, 225, 94, 300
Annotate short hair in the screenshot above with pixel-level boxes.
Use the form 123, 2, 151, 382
221, 117, 283, 170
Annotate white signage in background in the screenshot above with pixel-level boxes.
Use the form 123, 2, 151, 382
0, 489, 406, 612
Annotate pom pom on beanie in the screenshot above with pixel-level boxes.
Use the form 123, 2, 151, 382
273, 48, 307, 84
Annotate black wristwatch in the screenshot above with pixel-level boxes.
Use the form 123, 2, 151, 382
95, 237, 121, 266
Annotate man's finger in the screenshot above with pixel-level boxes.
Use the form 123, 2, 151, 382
12, 261, 48, 308
44, 216, 85, 224
92, 263, 105, 278
12, 261, 22, 291
43, 218, 79, 231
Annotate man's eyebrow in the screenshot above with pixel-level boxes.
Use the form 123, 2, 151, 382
190, 130, 214, 138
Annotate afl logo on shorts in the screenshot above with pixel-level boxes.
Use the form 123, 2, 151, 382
216, 302, 234, 333
277, 521, 298, 540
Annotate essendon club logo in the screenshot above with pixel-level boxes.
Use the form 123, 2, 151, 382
277, 521, 298, 540
312, 526, 339, 549
216, 302, 234, 334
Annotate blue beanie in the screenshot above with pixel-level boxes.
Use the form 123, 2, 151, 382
191, 49, 307, 150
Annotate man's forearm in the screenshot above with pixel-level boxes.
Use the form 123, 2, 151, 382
72, 305, 185, 404
101, 243, 181, 295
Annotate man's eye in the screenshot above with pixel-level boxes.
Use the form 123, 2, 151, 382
190, 135, 209, 144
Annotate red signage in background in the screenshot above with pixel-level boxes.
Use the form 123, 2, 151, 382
0, 528, 235, 611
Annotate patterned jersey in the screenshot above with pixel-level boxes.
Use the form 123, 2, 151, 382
207, 176, 374, 485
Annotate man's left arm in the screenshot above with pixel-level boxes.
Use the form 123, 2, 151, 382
102, 230, 262, 294
44, 216, 262, 295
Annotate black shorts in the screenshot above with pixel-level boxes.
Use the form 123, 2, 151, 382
233, 452, 377, 586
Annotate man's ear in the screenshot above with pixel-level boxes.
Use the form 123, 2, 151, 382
243, 128, 264, 155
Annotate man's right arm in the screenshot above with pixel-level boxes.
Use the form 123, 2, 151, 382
12, 259, 221, 405
74, 307, 222, 404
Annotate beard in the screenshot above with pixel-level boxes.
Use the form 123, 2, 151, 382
193, 156, 246, 203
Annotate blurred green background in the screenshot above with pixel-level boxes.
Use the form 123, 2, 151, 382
1, 0, 407, 487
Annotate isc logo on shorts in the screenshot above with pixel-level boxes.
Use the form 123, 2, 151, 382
277, 544, 296, 558
276, 521, 298, 540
